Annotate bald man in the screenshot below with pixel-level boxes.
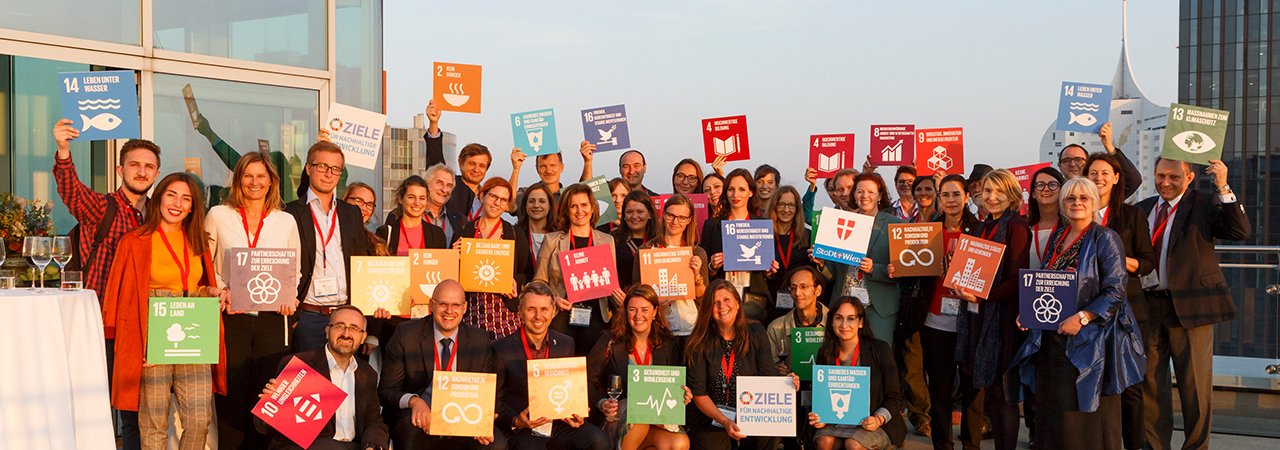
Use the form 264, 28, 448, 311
378, 280, 505, 449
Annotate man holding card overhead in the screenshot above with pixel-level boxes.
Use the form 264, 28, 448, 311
378, 280, 505, 450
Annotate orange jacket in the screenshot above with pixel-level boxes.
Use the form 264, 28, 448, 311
102, 229, 227, 411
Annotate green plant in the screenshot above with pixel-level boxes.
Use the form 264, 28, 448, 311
0, 192, 57, 253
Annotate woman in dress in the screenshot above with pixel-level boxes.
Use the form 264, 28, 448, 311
534, 183, 619, 355
452, 177, 535, 341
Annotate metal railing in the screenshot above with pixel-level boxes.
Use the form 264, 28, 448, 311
1214, 245, 1280, 375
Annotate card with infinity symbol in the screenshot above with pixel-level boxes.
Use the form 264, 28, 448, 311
1018, 269, 1078, 331
227, 247, 298, 312
430, 371, 497, 438
888, 223, 943, 277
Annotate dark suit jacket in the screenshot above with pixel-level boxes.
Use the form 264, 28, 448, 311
374, 218, 449, 253
1137, 189, 1250, 328
585, 333, 684, 420
453, 220, 536, 311
378, 320, 496, 409
422, 129, 479, 226
685, 323, 776, 426
1114, 147, 1142, 200
816, 339, 908, 447
255, 348, 389, 450
1103, 204, 1157, 321
491, 330, 575, 429
284, 195, 373, 300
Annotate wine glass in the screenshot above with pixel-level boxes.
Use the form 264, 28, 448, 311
22, 237, 37, 291
52, 237, 72, 281
606, 374, 623, 422
28, 237, 52, 293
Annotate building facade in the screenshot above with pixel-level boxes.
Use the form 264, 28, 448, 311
379, 113, 456, 224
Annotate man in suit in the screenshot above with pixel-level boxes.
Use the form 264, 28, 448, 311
379, 280, 505, 449
285, 141, 374, 352
423, 163, 466, 243
423, 100, 492, 222
256, 306, 389, 450
492, 282, 610, 450
1137, 157, 1249, 450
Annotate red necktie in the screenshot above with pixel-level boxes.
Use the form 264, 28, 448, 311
1152, 201, 1170, 274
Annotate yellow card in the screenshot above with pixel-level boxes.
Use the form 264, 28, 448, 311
350, 256, 410, 315
410, 249, 460, 305
527, 357, 588, 420
459, 238, 514, 294
429, 371, 496, 438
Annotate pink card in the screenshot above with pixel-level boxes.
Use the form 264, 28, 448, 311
558, 244, 619, 303
809, 134, 855, 179
253, 356, 349, 448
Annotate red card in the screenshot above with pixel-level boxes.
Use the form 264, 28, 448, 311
558, 244, 619, 303
253, 356, 349, 448
869, 125, 915, 166
1009, 162, 1052, 216
654, 194, 709, 241
809, 134, 855, 179
701, 115, 750, 163
915, 127, 964, 176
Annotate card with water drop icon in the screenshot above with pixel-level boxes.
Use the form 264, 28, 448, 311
146, 297, 220, 364
59, 70, 140, 141
811, 365, 870, 426
512, 108, 560, 156
433, 62, 482, 114
1056, 81, 1112, 134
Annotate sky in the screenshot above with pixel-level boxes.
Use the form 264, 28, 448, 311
383, 0, 1178, 202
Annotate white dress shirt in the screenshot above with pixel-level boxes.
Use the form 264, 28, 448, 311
325, 346, 359, 442
1147, 190, 1237, 290
305, 190, 348, 306
204, 205, 303, 291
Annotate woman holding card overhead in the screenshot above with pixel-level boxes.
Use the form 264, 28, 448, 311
685, 279, 790, 450
700, 168, 779, 324
104, 172, 228, 450
816, 172, 903, 342
636, 194, 708, 337
807, 296, 907, 450
203, 152, 301, 449
452, 177, 534, 342
588, 285, 693, 450
1007, 178, 1144, 450
534, 183, 618, 356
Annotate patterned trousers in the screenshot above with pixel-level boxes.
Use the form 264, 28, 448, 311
138, 362, 212, 450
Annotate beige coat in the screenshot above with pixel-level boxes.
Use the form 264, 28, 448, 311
533, 229, 618, 322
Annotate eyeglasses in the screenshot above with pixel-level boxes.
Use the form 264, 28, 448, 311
674, 173, 698, 184
664, 212, 692, 224
788, 283, 816, 292
310, 162, 345, 175
1033, 181, 1061, 192
486, 193, 510, 206
346, 198, 375, 211
328, 323, 365, 334
1059, 157, 1086, 166
895, 179, 914, 186
776, 202, 798, 211
431, 301, 466, 312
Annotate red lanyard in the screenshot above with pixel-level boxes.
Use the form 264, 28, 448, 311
1150, 201, 1180, 247
776, 230, 794, 268
571, 230, 594, 250
310, 207, 338, 269
434, 334, 457, 371
980, 223, 999, 241
520, 329, 545, 360
238, 207, 265, 248
1033, 221, 1060, 265
1047, 224, 1090, 270
475, 219, 502, 240
841, 343, 861, 366
400, 219, 425, 250
632, 344, 651, 366
158, 228, 191, 293
721, 350, 736, 404
1100, 207, 1111, 227
529, 231, 538, 263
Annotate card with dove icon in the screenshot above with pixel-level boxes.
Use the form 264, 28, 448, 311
581, 104, 630, 152
721, 220, 775, 272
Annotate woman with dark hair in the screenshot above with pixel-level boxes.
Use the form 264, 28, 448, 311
817, 172, 902, 340
763, 185, 812, 322
452, 177, 535, 341
1084, 153, 1156, 450
685, 279, 794, 450
702, 173, 725, 218
808, 296, 907, 450
377, 175, 448, 255
1028, 167, 1066, 270
612, 191, 658, 288
517, 181, 557, 263
598, 177, 631, 233
588, 285, 693, 450
534, 183, 619, 355
342, 182, 389, 254
954, 169, 1031, 450
700, 168, 779, 323
636, 194, 708, 336
104, 172, 228, 450
1008, 178, 1145, 450
754, 164, 781, 213
673, 159, 705, 195
886, 174, 943, 438
891, 166, 918, 221
910, 176, 938, 223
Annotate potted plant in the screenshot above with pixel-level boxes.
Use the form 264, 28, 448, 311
0, 193, 58, 281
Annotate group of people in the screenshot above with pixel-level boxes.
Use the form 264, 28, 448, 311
53, 100, 1249, 450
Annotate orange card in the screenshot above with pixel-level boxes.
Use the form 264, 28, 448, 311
433, 62, 482, 114
410, 249, 460, 305
942, 235, 1006, 299
639, 247, 695, 301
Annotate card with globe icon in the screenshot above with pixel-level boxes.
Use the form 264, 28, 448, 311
1018, 269, 1078, 331
227, 247, 298, 312
146, 297, 221, 364
1162, 103, 1229, 166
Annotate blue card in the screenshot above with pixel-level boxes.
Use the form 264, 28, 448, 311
721, 220, 775, 272
811, 365, 871, 426
581, 104, 630, 152
1018, 269, 1078, 330
511, 108, 559, 156
1056, 81, 1112, 134
58, 70, 140, 141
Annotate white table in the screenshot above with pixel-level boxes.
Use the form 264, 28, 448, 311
0, 289, 114, 450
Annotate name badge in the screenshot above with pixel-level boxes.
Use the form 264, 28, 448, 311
775, 291, 795, 309
711, 406, 737, 427
1141, 271, 1160, 290
967, 301, 980, 314
940, 297, 961, 316
532, 421, 553, 437
666, 307, 681, 332
850, 287, 871, 306
570, 306, 592, 327
312, 276, 339, 297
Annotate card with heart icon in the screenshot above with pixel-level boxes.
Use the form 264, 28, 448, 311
625, 365, 686, 426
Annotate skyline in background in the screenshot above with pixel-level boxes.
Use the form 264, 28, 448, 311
383, 0, 1178, 200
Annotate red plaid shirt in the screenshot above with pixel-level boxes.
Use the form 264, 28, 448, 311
54, 156, 145, 308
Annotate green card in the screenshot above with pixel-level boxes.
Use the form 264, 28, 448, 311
791, 327, 824, 381
147, 297, 220, 364
564, 176, 620, 226
626, 365, 686, 426
1161, 103, 1229, 166
809, 211, 823, 246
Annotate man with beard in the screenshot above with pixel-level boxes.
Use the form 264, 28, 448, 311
53, 119, 161, 450
379, 280, 505, 449
422, 100, 493, 222
256, 306, 389, 449
493, 282, 610, 450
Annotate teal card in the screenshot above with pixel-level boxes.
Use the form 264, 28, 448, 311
811, 365, 871, 426
511, 108, 559, 156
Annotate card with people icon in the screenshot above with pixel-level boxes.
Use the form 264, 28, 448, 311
557, 244, 618, 303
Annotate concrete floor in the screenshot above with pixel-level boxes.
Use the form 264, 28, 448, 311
895, 423, 1280, 450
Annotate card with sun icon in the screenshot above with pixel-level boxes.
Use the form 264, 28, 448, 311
350, 256, 411, 315
459, 238, 515, 294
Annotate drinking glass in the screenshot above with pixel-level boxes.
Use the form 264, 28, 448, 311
52, 236, 72, 281
26, 237, 51, 292
23, 237, 37, 291
606, 374, 623, 421
61, 271, 83, 291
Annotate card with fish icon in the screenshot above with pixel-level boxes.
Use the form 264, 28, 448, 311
59, 70, 140, 141
1056, 81, 1112, 134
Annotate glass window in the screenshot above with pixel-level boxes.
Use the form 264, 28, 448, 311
152, 0, 327, 70
335, 0, 383, 113
1246, 69, 1261, 97
1249, 14, 1261, 41
0, 0, 140, 45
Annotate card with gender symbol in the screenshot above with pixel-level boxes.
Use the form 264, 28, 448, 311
527, 357, 588, 420
1018, 269, 1079, 331
811, 365, 871, 426
227, 247, 298, 312
557, 244, 618, 303
914, 127, 963, 176
253, 356, 349, 448
350, 256, 411, 315
887, 223, 944, 277
626, 365, 686, 426
430, 371, 497, 438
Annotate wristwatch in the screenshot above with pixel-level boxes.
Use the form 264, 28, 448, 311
1217, 184, 1232, 194
1078, 311, 1090, 326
